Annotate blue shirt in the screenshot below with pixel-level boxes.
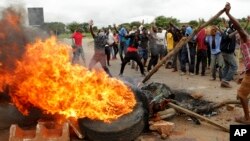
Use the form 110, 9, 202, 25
118, 27, 127, 42
205, 32, 222, 55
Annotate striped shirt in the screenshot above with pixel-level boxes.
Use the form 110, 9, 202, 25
240, 39, 250, 70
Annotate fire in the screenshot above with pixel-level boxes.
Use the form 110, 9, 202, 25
0, 7, 136, 122
7, 37, 136, 122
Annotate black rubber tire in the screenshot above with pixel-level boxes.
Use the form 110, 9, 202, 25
78, 103, 145, 141
0, 103, 41, 130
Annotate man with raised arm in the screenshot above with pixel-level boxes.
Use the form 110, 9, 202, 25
225, 2, 250, 124
88, 20, 112, 77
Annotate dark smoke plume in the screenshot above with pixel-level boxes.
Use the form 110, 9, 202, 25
0, 7, 28, 72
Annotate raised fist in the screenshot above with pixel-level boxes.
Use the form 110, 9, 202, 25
89, 20, 94, 26
224, 2, 231, 14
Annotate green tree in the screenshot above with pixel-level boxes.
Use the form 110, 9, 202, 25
211, 17, 222, 25
143, 23, 151, 30
155, 16, 180, 29
189, 20, 199, 28
42, 22, 66, 35
119, 23, 131, 30
80, 22, 89, 32
198, 18, 206, 25
66, 22, 81, 33
130, 21, 141, 28
239, 17, 247, 23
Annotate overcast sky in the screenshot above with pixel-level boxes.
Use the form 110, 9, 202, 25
0, 0, 249, 27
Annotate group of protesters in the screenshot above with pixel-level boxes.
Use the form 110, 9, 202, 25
72, 17, 247, 87
70, 3, 250, 124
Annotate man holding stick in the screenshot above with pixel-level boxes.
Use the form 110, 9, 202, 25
224, 2, 250, 124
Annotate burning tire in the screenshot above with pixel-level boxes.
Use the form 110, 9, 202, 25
0, 88, 41, 130
78, 86, 148, 141
0, 103, 41, 130
78, 104, 145, 141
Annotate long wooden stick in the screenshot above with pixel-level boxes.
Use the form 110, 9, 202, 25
212, 100, 240, 109
142, 9, 225, 83
168, 102, 229, 132
67, 117, 84, 139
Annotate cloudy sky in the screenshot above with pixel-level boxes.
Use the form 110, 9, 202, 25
0, 0, 249, 27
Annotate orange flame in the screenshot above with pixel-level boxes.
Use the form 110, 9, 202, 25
8, 37, 136, 122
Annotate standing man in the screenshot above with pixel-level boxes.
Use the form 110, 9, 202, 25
119, 29, 145, 76
139, 27, 149, 67
88, 20, 112, 77
165, 28, 174, 69
220, 21, 237, 88
225, 2, 250, 124
112, 31, 119, 59
147, 26, 159, 72
106, 29, 114, 66
156, 27, 167, 61
170, 24, 184, 72
114, 25, 128, 63
180, 26, 196, 75
71, 28, 86, 65
195, 28, 208, 76
205, 26, 224, 81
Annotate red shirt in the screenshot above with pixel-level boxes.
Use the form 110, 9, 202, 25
72, 32, 83, 46
127, 46, 137, 52
196, 28, 207, 50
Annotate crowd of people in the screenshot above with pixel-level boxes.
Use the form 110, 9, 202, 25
72, 17, 248, 87
70, 3, 250, 124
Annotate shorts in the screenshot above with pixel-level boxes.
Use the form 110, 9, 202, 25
158, 45, 167, 57
238, 70, 250, 99
138, 47, 148, 60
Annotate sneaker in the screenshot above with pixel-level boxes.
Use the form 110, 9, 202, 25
190, 73, 195, 76
172, 69, 177, 72
180, 72, 186, 76
221, 81, 232, 88
209, 77, 216, 81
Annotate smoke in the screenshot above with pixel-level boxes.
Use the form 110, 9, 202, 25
0, 7, 27, 72
0, 6, 49, 93
0, 6, 48, 73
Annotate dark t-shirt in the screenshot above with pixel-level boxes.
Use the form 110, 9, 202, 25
125, 33, 141, 48
220, 28, 236, 53
140, 34, 149, 49
94, 34, 108, 52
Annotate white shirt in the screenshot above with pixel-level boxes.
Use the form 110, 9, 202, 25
107, 32, 114, 45
156, 32, 166, 46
